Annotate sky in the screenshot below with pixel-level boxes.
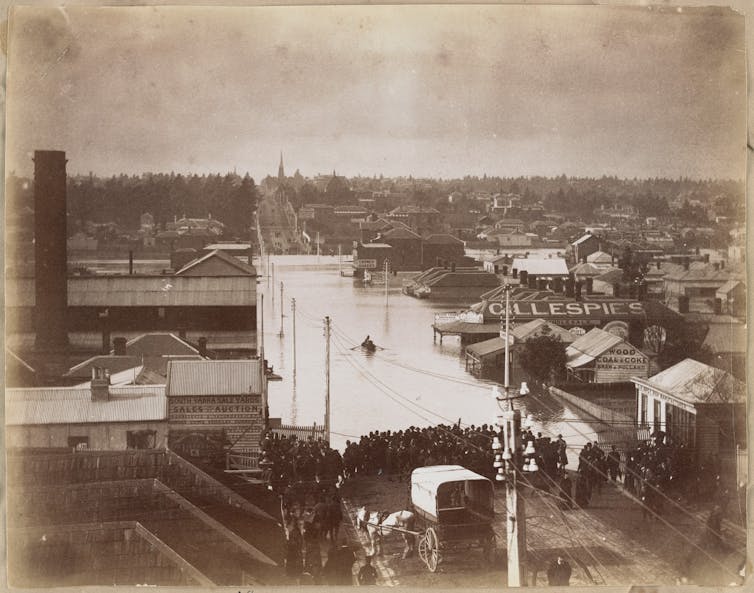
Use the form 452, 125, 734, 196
5, 5, 747, 181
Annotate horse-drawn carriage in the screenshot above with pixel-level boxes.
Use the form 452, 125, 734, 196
411, 465, 496, 572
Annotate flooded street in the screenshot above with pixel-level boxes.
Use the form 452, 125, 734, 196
259, 255, 603, 462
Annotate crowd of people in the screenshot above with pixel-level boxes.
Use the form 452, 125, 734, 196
260, 425, 729, 584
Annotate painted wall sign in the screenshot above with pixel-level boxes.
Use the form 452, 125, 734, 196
484, 300, 645, 321
356, 259, 377, 269
595, 344, 648, 370
169, 395, 262, 426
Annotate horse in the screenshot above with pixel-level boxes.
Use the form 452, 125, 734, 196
356, 506, 416, 558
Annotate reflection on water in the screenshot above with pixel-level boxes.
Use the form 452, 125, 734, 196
260, 256, 611, 462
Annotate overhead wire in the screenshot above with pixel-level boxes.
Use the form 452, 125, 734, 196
284, 299, 742, 572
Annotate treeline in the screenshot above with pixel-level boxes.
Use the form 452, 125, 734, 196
7, 172, 259, 237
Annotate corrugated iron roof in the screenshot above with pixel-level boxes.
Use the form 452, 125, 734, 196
635, 358, 746, 405
566, 328, 624, 367
123, 333, 200, 356
702, 323, 747, 355
175, 249, 257, 276
6, 385, 167, 425
166, 359, 263, 396
465, 337, 506, 357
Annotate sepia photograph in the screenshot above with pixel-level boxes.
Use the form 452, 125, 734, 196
3, 3, 749, 589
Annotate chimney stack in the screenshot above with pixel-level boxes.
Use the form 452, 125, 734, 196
91, 367, 110, 401
34, 150, 69, 351
113, 337, 127, 356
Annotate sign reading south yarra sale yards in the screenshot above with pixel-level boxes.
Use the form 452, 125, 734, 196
169, 395, 263, 442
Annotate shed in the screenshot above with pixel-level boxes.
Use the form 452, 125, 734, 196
566, 327, 649, 383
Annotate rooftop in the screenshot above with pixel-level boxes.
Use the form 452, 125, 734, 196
566, 327, 628, 367
512, 258, 569, 276
633, 358, 746, 405
6, 385, 167, 425
166, 359, 263, 396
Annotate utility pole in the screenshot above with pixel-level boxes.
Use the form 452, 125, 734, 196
384, 259, 390, 306
338, 244, 342, 276
271, 262, 275, 307
324, 316, 331, 443
316, 231, 321, 263
279, 282, 285, 337
291, 297, 297, 375
259, 293, 268, 428
491, 282, 532, 588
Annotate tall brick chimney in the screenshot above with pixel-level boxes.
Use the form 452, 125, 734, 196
34, 150, 69, 351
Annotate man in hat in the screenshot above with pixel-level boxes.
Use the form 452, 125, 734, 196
358, 554, 378, 585
547, 555, 572, 586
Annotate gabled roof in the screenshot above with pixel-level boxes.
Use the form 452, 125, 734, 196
166, 359, 263, 396
663, 265, 740, 283
511, 319, 577, 343
423, 234, 464, 245
382, 227, 421, 240
702, 323, 747, 355
66, 355, 143, 378
570, 262, 612, 278
594, 268, 624, 284
634, 358, 746, 405
74, 365, 145, 387
121, 333, 201, 357
566, 328, 626, 367
716, 279, 744, 296
175, 249, 257, 276
586, 251, 613, 264
6, 385, 167, 425
572, 233, 597, 246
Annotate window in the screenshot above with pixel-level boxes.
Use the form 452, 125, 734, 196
157, 307, 166, 319
127, 430, 157, 449
640, 393, 648, 426
68, 436, 89, 451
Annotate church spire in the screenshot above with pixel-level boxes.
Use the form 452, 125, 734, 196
278, 151, 285, 181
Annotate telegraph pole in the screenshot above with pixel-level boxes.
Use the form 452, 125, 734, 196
259, 293, 268, 428
271, 262, 275, 307
279, 282, 285, 337
384, 259, 390, 306
491, 282, 530, 588
291, 297, 297, 375
324, 316, 331, 443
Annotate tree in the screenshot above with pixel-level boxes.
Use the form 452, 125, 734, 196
656, 321, 714, 370
517, 327, 567, 385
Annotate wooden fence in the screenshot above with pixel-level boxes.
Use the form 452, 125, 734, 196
271, 423, 327, 442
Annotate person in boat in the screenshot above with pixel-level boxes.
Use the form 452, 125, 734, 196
361, 335, 375, 349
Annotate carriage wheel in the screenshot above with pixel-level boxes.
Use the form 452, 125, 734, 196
418, 532, 429, 565
425, 527, 440, 572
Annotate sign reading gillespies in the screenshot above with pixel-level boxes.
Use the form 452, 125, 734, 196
483, 299, 646, 328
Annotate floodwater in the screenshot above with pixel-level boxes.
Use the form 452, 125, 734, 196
259, 255, 608, 463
